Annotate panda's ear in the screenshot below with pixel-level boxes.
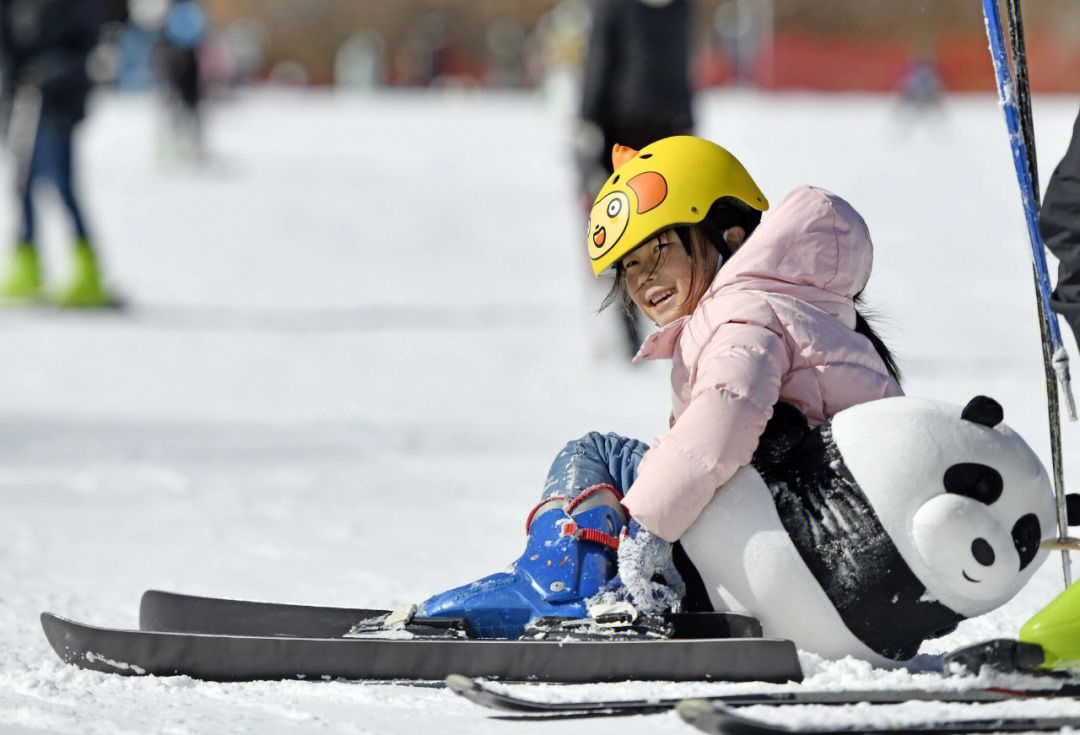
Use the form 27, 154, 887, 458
961, 395, 1003, 428
1067, 494, 1080, 527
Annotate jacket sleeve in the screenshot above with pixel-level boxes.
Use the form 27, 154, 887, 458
1040, 106, 1080, 344
622, 299, 790, 542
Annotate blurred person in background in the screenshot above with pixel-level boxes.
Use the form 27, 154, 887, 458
890, 54, 947, 140
1039, 105, 1080, 347
898, 56, 944, 111
0, 0, 110, 307
576, 0, 694, 359
153, 0, 206, 161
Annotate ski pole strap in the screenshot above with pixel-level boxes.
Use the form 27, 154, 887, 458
1053, 347, 1078, 420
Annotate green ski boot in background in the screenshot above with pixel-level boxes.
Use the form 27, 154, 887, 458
1020, 575, 1080, 672
55, 240, 113, 308
944, 575, 1080, 676
0, 243, 43, 303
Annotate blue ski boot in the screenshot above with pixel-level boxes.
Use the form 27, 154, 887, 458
417, 484, 626, 638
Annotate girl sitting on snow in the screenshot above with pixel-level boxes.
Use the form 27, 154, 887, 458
418, 136, 903, 637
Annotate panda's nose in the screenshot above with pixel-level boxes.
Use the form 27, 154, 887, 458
971, 537, 995, 566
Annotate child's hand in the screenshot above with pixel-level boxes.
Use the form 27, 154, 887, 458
591, 518, 685, 615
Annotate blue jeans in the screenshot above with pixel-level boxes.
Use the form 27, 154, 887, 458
21, 114, 89, 243
541, 431, 649, 503
539, 431, 713, 613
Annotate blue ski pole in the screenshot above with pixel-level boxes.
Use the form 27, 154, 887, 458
982, 0, 1077, 588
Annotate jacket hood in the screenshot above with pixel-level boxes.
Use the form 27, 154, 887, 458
710, 186, 873, 306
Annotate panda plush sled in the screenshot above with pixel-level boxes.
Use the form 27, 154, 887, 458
681, 394, 1067, 668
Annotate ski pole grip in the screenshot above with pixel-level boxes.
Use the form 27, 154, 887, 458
1052, 347, 1077, 421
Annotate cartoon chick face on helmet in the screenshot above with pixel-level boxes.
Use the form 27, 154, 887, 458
586, 136, 769, 276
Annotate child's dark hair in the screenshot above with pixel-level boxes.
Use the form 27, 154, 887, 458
601, 196, 902, 386
853, 293, 902, 384
600, 196, 760, 316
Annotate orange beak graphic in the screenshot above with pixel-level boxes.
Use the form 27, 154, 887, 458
612, 144, 638, 171
593, 227, 607, 247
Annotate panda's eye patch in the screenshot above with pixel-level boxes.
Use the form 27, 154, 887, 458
942, 463, 1003, 505
1012, 513, 1041, 571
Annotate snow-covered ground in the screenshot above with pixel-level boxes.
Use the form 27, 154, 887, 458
2, 87, 1080, 733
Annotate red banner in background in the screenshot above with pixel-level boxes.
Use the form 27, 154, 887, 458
696, 29, 1080, 94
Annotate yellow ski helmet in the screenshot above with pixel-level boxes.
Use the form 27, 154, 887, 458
586, 136, 768, 276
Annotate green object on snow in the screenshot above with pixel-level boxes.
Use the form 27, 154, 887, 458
55, 241, 112, 308
0, 243, 43, 301
1019, 577, 1080, 671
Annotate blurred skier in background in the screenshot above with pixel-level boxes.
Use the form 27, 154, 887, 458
1039, 105, 1080, 347
889, 55, 948, 141
153, 0, 206, 161
898, 56, 944, 112
576, 0, 694, 360
0, 0, 110, 307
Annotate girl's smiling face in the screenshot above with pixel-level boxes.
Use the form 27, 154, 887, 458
621, 228, 719, 327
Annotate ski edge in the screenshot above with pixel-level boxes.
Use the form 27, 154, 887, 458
676, 699, 1080, 735
445, 674, 672, 714
42, 613, 803, 683
447, 674, 1080, 718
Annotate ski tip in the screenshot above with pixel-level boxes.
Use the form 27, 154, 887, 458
138, 589, 194, 605
446, 674, 486, 704
446, 675, 540, 714
445, 674, 477, 695
678, 700, 772, 735
139, 589, 171, 607
139, 589, 174, 631
677, 698, 716, 723
40, 612, 76, 664
40, 611, 69, 633
141, 589, 172, 598
679, 701, 797, 735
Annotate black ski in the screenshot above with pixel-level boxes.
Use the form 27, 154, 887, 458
139, 589, 765, 641
677, 699, 1080, 735
138, 590, 389, 637
447, 674, 1080, 717
42, 612, 802, 683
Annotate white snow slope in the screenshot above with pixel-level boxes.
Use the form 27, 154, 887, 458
2, 87, 1080, 734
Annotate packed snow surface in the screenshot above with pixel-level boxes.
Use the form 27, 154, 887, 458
2, 87, 1080, 733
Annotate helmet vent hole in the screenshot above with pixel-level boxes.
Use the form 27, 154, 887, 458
611, 175, 620, 184
640, 153, 652, 159
690, 206, 698, 213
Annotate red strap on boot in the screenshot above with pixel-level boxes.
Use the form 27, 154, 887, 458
560, 522, 621, 551
565, 483, 624, 513
524, 495, 570, 534
524, 484, 625, 550
524, 484, 625, 534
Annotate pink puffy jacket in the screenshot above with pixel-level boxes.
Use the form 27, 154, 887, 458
623, 186, 904, 542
